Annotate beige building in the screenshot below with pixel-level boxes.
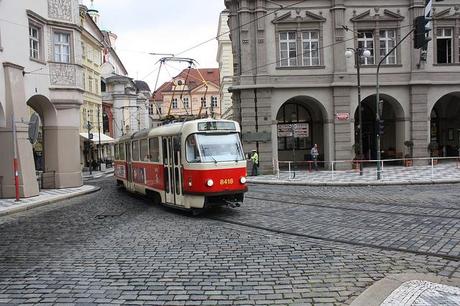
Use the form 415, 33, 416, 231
217, 10, 234, 119
79, 4, 105, 169
153, 68, 221, 120
0, 0, 83, 198
225, 0, 460, 173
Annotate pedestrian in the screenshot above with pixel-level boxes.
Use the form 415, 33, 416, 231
311, 144, 319, 170
250, 149, 259, 176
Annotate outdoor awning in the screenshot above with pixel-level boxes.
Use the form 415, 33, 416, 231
80, 132, 115, 144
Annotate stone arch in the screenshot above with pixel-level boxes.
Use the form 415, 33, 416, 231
26, 95, 58, 183
429, 92, 460, 157
354, 93, 405, 160
275, 95, 328, 165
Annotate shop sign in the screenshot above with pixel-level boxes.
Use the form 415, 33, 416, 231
335, 112, 350, 121
277, 123, 309, 138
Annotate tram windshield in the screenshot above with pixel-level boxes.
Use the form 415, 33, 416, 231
186, 133, 245, 163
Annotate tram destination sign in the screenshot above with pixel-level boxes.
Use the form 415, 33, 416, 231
277, 123, 309, 138
198, 121, 236, 131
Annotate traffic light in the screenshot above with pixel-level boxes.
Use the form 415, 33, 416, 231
414, 16, 431, 49
378, 120, 384, 135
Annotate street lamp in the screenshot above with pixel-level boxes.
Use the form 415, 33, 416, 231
345, 47, 371, 176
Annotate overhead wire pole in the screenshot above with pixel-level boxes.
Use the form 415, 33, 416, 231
376, 28, 415, 179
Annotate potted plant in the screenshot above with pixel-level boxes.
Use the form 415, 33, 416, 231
404, 140, 414, 167
428, 141, 439, 165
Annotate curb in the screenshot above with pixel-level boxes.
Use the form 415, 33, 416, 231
246, 178, 460, 186
350, 273, 460, 306
0, 186, 101, 217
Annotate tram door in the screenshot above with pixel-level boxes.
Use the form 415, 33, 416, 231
163, 136, 183, 206
125, 142, 134, 191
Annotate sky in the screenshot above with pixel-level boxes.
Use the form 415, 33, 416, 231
83, 0, 226, 91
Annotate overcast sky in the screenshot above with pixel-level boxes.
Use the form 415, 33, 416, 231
83, 0, 226, 90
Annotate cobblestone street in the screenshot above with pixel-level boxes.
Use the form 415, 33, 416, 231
0, 179, 459, 305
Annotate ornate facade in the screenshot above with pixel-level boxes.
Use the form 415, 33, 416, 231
225, 0, 460, 173
0, 0, 83, 197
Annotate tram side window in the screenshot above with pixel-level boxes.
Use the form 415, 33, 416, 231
114, 144, 119, 160
132, 140, 140, 161
162, 138, 168, 165
119, 143, 126, 160
186, 134, 200, 163
149, 137, 160, 162
140, 139, 149, 161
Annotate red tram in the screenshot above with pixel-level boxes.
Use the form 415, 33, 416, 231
113, 119, 247, 211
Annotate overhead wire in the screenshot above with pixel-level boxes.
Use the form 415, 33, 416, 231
175, 0, 310, 57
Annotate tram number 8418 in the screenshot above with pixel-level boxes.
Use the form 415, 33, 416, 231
220, 178, 234, 185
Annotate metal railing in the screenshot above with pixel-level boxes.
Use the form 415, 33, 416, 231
37, 170, 56, 189
274, 156, 460, 181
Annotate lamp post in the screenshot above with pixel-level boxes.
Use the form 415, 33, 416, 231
345, 47, 371, 176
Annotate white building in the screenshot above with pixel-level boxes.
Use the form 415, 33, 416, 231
0, 0, 83, 197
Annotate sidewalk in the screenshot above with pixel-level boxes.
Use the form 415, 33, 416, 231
248, 162, 460, 186
82, 167, 114, 180
0, 185, 99, 217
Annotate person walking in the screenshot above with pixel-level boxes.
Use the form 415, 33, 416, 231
251, 149, 259, 176
311, 144, 319, 170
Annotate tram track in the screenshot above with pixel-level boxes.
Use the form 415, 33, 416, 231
248, 186, 460, 211
207, 213, 460, 262
245, 194, 460, 220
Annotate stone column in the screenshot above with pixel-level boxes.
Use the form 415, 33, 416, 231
333, 87, 353, 169
410, 85, 429, 162
0, 63, 39, 198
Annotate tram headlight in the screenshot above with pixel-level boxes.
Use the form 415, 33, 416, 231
206, 179, 214, 187
240, 177, 247, 184
188, 178, 192, 187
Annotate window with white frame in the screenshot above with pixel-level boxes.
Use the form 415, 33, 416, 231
302, 31, 320, 66
172, 98, 178, 109
29, 25, 41, 60
436, 28, 453, 64
379, 29, 397, 64
82, 42, 86, 59
88, 75, 93, 92
358, 31, 375, 65
183, 97, 189, 109
201, 97, 206, 108
82, 70, 86, 90
53, 31, 71, 63
211, 96, 218, 108
279, 31, 297, 67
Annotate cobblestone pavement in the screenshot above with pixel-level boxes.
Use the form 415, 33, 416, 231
0, 179, 459, 305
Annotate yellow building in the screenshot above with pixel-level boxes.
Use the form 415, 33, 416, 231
79, 5, 104, 169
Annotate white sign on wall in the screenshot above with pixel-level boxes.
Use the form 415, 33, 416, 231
277, 123, 309, 138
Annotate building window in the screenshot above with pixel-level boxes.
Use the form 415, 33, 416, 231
211, 96, 218, 108
358, 31, 375, 65
302, 31, 320, 66
201, 97, 207, 108
82, 70, 86, 90
82, 42, 86, 59
436, 28, 453, 64
29, 25, 41, 60
88, 109, 94, 124
172, 98, 178, 109
88, 76, 93, 92
183, 97, 189, 108
53, 32, 71, 63
279, 31, 297, 67
379, 29, 397, 64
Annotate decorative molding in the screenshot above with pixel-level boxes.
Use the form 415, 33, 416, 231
351, 9, 404, 22
48, 0, 72, 21
49, 63, 76, 86
272, 10, 326, 24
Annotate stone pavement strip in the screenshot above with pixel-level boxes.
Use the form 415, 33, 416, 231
0, 185, 99, 217
249, 162, 460, 186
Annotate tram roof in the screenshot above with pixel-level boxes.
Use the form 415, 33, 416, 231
117, 118, 240, 142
